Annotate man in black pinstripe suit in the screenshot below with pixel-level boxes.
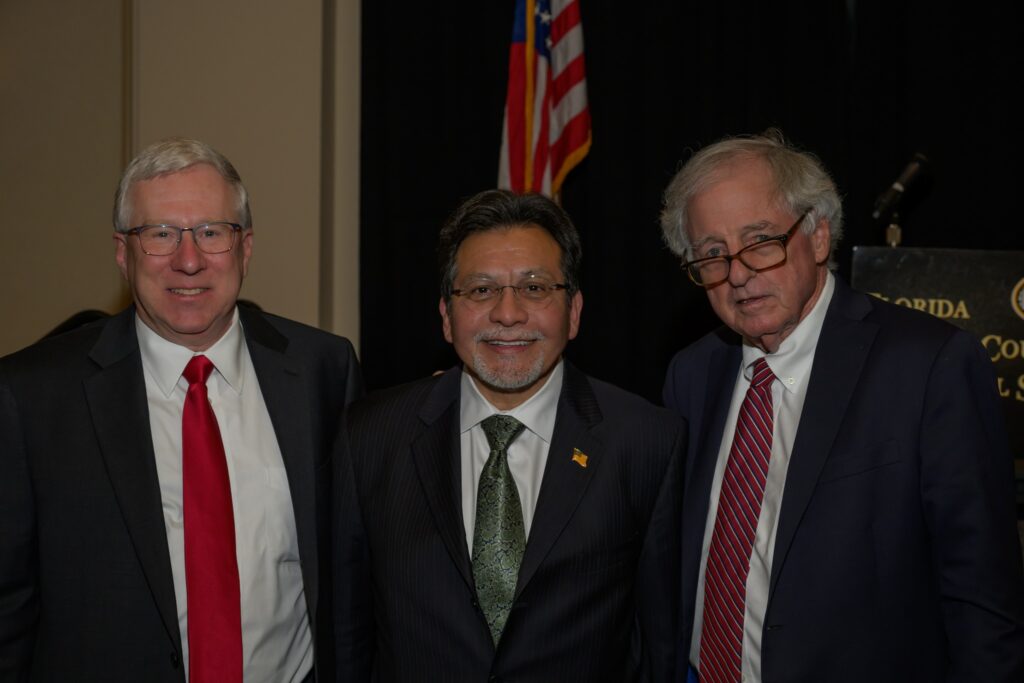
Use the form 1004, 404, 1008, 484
334, 189, 686, 682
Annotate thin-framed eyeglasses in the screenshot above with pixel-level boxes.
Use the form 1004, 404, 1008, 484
681, 211, 810, 288
450, 277, 568, 310
123, 222, 244, 256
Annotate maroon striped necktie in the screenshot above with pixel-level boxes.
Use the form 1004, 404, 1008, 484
182, 355, 242, 683
699, 357, 775, 683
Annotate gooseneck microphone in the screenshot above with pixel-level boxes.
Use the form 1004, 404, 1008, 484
872, 152, 928, 221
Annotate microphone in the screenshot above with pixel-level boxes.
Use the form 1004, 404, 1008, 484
872, 152, 928, 221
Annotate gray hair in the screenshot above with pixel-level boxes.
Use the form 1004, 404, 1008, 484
660, 128, 843, 268
112, 137, 251, 232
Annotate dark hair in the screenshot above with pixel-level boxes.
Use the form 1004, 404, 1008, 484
438, 189, 582, 299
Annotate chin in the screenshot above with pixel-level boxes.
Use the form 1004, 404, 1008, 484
472, 355, 546, 391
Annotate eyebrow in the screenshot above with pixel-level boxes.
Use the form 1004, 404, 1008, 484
691, 220, 780, 251
460, 268, 557, 281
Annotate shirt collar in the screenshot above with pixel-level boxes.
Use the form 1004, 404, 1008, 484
136, 307, 245, 397
741, 271, 835, 393
459, 360, 564, 444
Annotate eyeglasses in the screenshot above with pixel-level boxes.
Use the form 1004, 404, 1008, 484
450, 278, 568, 310
123, 222, 244, 256
681, 211, 809, 288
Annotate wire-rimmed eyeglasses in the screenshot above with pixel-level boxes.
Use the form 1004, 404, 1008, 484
450, 278, 568, 310
123, 222, 244, 256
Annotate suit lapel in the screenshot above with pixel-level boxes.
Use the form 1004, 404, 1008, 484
680, 339, 741, 644
85, 308, 182, 652
514, 362, 602, 599
239, 309, 323, 623
410, 368, 476, 589
768, 280, 878, 595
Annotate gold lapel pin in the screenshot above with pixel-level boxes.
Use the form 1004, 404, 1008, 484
571, 448, 588, 468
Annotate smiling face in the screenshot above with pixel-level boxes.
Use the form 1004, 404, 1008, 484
114, 163, 252, 351
687, 158, 830, 353
439, 225, 582, 410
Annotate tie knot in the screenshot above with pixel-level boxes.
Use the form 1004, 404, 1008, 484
481, 414, 526, 452
183, 355, 215, 387
750, 357, 774, 389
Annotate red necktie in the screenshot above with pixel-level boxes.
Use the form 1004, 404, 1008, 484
182, 355, 242, 683
699, 357, 775, 683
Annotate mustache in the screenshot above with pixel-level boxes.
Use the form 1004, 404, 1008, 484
473, 330, 546, 343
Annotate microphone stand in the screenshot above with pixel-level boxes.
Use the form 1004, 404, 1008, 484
885, 209, 902, 247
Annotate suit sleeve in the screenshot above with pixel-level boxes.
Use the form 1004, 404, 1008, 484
919, 330, 1024, 682
0, 376, 37, 682
634, 414, 687, 682
662, 353, 683, 413
332, 414, 374, 682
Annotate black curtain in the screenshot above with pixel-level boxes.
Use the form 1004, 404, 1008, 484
360, 0, 1023, 401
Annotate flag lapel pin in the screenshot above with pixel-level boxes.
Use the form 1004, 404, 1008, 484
571, 448, 588, 468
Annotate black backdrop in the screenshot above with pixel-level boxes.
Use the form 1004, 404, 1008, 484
360, 0, 1023, 401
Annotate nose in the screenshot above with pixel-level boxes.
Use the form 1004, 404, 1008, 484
170, 230, 206, 274
488, 286, 530, 326
726, 254, 755, 287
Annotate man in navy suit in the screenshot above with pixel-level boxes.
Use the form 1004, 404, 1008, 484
335, 189, 685, 681
660, 129, 1024, 682
0, 138, 360, 682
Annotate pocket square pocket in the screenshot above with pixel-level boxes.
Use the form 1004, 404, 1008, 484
817, 439, 903, 484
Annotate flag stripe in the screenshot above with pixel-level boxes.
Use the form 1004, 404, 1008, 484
498, 0, 591, 196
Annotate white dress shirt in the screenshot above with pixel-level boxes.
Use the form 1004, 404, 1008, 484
459, 361, 564, 551
137, 310, 312, 683
691, 273, 835, 683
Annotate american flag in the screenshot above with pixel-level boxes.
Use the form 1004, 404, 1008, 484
497, 0, 591, 197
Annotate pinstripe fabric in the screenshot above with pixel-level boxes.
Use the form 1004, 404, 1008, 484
699, 358, 774, 683
334, 363, 687, 682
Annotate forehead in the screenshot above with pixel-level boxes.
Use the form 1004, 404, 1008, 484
687, 159, 783, 239
129, 163, 235, 222
454, 224, 563, 277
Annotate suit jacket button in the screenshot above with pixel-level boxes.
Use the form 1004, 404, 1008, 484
170, 651, 180, 668
470, 597, 479, 609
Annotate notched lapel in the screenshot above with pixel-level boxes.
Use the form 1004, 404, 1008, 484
244, 323, 323, 623
769, 285, 879, 596
411, 369, 475, 589
85, 313, 181, 653
515, 364, 601, 599
680, 341, 740, 640
686, 343, 741, 513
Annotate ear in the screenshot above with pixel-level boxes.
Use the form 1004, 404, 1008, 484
811, 218, 831, 264
439, 297, 453, 343
567, 290, 583, 340
114, 233, 129, 280
240, 229, 254, 277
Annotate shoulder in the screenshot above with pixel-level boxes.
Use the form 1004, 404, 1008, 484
242, 308, 359, 376
572, 370, 686, 447
0, 314, 118, 387
662, 326, 738, 409
348, 371, 449, 429
839, 285, 975, 360
247, 308, 356, 354
666, 326, 735, 375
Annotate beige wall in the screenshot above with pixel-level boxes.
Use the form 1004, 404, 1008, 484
0, 0, 360, 356
0, 1, 128, 353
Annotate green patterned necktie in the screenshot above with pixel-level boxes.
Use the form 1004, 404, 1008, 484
472, 414, 528, 645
